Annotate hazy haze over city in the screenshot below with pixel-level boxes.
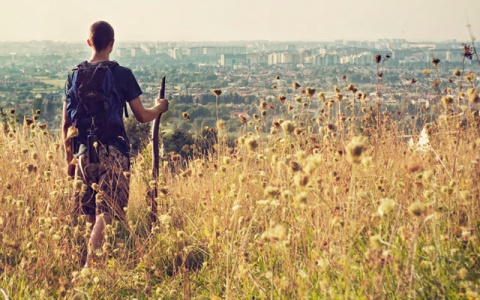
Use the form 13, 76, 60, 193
1, 0, 479, 42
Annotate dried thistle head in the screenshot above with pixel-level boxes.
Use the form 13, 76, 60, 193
216, 119, 225, 131
345, 136, 368, 164
422, 69, 432, 75
213, 89, 222, 96
465, 72, 476, 83
306, 87, 316, 98
281, 121, 295, 134
431, 57, 441, 68
341, 74, 347, 80
278, 95, 287, 103
441, 95, 454, 108
292, 82, 301, 89
318, 92, 326, 102
275, 75, 280, 80
238, 114, 247, 125
453, 69, 461, 77
182, 112, 190, 121
374, 54, 382, 64
260, 100, 267, 109
467, 88, 480, 103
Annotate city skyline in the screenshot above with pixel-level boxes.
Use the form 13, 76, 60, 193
1, 0, 479, 43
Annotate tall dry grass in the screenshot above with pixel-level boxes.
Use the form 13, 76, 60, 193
1, 74, 480, 299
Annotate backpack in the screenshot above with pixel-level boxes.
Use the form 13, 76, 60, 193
66, 61, 128, 146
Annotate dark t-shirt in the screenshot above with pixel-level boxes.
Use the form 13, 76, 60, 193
64, 61, 143, 156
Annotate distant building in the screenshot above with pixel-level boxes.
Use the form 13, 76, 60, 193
220, 54, 246, 66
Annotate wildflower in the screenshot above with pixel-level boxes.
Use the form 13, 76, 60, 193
289, 161, 302, 172
212, 89, 222, 96
176, 231, 186, 239
345, 136, 368, 164
158, 214, 172, 226
294, 173, 310, 187
238, 114, 247, 125
404, 155, 423, 173
278, 95, 286, 103
272, 85, 277, 89
374, 54, 382, 64
261, 110, 267, 117
335, 93, 343, 102
422, 69, 432, 75
318, 92, 325, 101
441, 95, 454, 108
182, 112, 190, 121
334, 86, 340, 93
431, 57, 441, 67
260, 100, 267, 109
216, 119, 224, 131
378, 198, 396, 217
408, 202, 426, 217
245, 136, 259, 151
295, 191, 308, 203
264, 186, 280, 198
465, 72, 476, 83
341, 74, 347, 80
261, 224, 286, 241
306, 87, 316, 98
275, 75, 280, 80
281, 121, 295, 134
292, 82, 301, 89
467, 88, 480, 103
453, 69, 461, 77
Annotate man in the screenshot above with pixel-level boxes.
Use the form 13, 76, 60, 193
62, 21, 168, 267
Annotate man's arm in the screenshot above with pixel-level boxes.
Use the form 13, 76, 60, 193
62, 102, 76, 178
129, 96, 168, 123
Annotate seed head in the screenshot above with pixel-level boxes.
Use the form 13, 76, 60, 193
408, 202, 426, 217
431, 57, 441, 67
182, 112, 190, 121
345, 136, 368, 164
467, 88, 480, 103
292, 82, 301, 89
213, 89, 222, 96
378, 198, 396, 217
216, 119, 225, 131
306, 87, 316, 98
245, 136, 259, 151
374, 54, 382, 64
453, 69, 461, 77
260, 100, 268, 109
278, 95, 287, 103
441, 95, 454, 108
281, 121, 295, 134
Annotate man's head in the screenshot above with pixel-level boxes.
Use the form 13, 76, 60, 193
88, 21, 115, 52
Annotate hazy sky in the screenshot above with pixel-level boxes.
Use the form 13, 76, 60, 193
1, 0, 479, 42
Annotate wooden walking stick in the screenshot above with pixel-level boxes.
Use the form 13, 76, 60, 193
147, 75, 165, 226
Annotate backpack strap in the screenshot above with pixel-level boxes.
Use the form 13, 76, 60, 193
105, 61, 129, 119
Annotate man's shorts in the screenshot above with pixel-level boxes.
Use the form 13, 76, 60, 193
73, 145, 130, 220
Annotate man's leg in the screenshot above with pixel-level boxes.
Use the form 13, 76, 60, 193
85, 214, 112, 268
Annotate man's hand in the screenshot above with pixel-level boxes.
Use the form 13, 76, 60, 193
67, 164, 76, 179
155, 98, 169, 114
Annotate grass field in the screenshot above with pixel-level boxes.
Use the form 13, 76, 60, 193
1, 63, 479, 299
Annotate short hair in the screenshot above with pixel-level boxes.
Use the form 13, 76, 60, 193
89, 21, 114, 51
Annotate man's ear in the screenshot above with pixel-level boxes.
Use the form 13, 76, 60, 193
87, 39, 93, 47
